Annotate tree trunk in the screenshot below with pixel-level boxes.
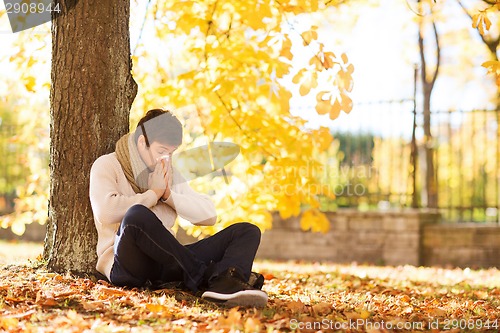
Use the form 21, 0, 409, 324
422, 84, 437, 208
418, 8, 440, 209
44, 0, 137, 274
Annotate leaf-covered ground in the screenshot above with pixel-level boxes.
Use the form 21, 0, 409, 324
1, 241, 500, 332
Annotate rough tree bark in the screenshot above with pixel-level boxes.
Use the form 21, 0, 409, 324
44, 0, 137, 274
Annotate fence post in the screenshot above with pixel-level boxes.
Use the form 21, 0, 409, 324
411, 66, 419, 208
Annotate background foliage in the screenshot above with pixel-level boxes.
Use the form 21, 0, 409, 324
0, 0, 498, 235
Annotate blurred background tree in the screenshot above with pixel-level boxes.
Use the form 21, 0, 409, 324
0, 57, 49, 236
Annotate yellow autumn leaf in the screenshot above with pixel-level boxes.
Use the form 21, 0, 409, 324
330, 99, 342, 120
472, 14, 480, 28
316, 99, 331, 115
217, 307, 242, 327
301, 30, 318, 46
292, 68, 306, 84
279, 89, 292, 113
484, 15, 491, 31
316, 91, 329, 101
280, 36, 293, 61
313, 126, 333, 151
360, 309, 371, 319
275, 61, 291, 78
300, 209, 330, 233
483, 60, 500, 74
298, 71, 318, 96
309, 55, 323, 71
244, 317, 261, 333
323, 51, 337, 69
315, 90, 351, 119
299, 210, 316, 232
478, 20, 485, 36
341, 94, 353, 113
337, 67, 354, 92
482, 60, 500, 87
145, 303, 169, 313
472, 12, 491, 36
246, 13, 267, 30
278, 195, 301, 220
0, 317, 19, 331
341, 52, 349, 64
23, 76, 36, 92
27, 57, 36, 68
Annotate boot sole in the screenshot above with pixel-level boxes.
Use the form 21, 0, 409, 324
201, 290, 268, 308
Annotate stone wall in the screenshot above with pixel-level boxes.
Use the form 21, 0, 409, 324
423, 224, 500, 268
256, 210, 500, 268
0, 222, 46, 242
256, 210, 440, 266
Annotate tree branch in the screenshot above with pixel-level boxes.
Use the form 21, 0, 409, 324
418, 18, 426, 85
456, 0, 500, 59
481, 0, 497, 5
456, 0, 474, 21
214, 91, 278, 160
430, 20, 440, 91
133, 0, 153, 56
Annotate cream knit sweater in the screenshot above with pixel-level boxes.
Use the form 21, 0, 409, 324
89, 152, 217, 280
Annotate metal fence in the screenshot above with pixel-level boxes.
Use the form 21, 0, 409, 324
1, 105, 499, 222
310, 99, 500, 223
431, 108, 499, 222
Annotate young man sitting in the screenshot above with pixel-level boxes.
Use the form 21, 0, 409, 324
89, 109, 267, 307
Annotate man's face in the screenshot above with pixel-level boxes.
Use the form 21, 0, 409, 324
137, 135, 177, 170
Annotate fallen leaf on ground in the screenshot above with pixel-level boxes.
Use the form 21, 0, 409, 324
286, 299, 306, 313
1, 255, 500, 332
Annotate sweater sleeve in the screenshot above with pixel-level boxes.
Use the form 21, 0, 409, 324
163, 169, 217, 226
89, 155, 159, 225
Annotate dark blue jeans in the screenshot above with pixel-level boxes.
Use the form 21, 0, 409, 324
109, 204, 261, 292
